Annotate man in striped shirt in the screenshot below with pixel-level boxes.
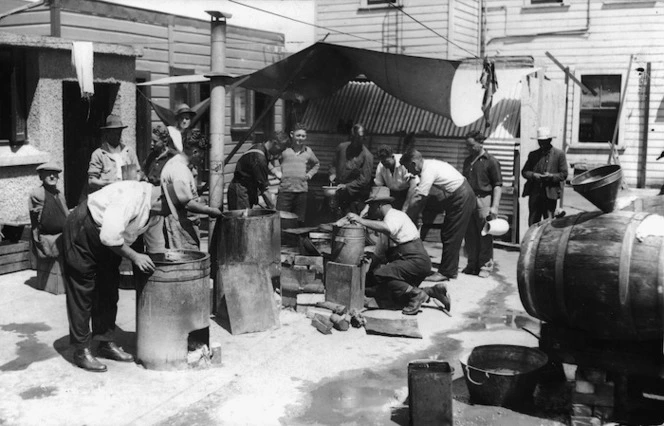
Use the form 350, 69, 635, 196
275, 124, 320, 225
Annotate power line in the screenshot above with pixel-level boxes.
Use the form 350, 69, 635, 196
388, 3, 480, 59
227, 0, 382, 46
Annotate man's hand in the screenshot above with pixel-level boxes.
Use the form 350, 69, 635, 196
532, 173, 543, 181
346, 212, 361, 224
487, 206, 499, 221
132, 253, 155, 273
209, 207, 222, 218
337, 183, 347, 191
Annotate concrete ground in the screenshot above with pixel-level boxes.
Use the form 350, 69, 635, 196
0, 187, 658, 426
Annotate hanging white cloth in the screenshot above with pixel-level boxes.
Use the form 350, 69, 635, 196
71, 41, 94, 97
167, 126, 184, 152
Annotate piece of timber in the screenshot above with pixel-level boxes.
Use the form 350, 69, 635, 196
315, 301, 347, 315
311, 313, 333, 335
330, 313, 350, 331
363, 309, 422, 339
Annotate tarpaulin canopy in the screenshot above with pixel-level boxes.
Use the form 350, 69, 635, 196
138, 42, 464, 124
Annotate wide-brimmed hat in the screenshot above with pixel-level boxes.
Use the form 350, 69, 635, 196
365, 187, 394, 204
365, 195, 394, 204
36, 161, 62, 173
175, 104, 195, 117
100, 114, 127, 130
533, 126, 556, 140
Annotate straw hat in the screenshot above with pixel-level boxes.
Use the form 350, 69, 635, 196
100, 114, 127, 130
365, 186, 394, 204
175, 104, 195, 117
533, 126, 556, 140
36, 161, 62, 173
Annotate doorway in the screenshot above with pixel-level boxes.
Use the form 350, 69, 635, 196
62, 81, 118, 207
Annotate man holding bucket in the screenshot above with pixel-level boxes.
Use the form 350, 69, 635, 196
521, 127, 568, 225
462, 131, 503, 278
345, 192, 450, 315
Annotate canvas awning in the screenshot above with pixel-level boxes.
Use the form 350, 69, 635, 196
138, 42, 469, 124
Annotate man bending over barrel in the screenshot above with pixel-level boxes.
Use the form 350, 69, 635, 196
62, 181, 168, 372
345, 193, 450, 315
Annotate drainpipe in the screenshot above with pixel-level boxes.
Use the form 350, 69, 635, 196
486, 0, 590, 47
205, 10, 232, 230
50, 0, 61, 37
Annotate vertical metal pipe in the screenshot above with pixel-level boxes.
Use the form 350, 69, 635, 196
207, 12, 230, 230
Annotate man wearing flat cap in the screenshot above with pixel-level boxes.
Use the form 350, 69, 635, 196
88, 114, 141, 194
29, 161, 69, 292
521, 126, 568, 225
345, 190, 450, 315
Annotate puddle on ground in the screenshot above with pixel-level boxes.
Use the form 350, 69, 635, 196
285, 263, 546, 425
0, 322, 56, 371
19, 385, 58, 400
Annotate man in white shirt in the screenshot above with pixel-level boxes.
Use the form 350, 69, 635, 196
374, 145, 417, 210
346, 194, 450, 315
400, 149, 475, 282
62, 181, 168, 372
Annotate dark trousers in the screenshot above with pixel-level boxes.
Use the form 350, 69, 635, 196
276, 191, 307, 224
62, 203, 122, 349
372, 239, 432, 302
464, 194, 493, 271
227, 181, 252, 210
528, 192, 557, 226
433, 180, 475, 278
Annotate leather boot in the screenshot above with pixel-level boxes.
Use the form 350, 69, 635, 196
97, 342, 134, 362
402, 288, 428, 315
424, 284, 451, 312
73, 347, 107, 372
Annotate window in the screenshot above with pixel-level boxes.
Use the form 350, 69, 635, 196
578, 75, 621, 143
0, 48, 27, 144
531, 0, 563, 4
231, 87, 253, 128
360, 0, 399, 9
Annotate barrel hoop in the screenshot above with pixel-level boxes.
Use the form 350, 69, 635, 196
522, 220, 552, 322
618, 212, 649, 335
554, 214, 583, 324
150, 270, 211, 283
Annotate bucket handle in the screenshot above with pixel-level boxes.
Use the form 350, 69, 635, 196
464, 364, 490, 386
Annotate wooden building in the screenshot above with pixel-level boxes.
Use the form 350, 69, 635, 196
484, 0, 664, 189
0, 0, 286, 208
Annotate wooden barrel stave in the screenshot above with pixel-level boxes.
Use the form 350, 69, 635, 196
518, 211, 664, 340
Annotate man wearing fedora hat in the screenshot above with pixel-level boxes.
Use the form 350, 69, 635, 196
346, 193, 450, 315
29, 161, 69, 291
462, 131, 502, 278
88, 114, 140, 194
521, 126, 568, 225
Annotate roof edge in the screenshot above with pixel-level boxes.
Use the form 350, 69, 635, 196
0, 30, 139, 56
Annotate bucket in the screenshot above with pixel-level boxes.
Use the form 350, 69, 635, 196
135, 250, 210, 371
571, 164, 622, 213
331, 224, 365, 265
518, 210, 664, 340
216, 209, 280, 268
481, 217, 509, 236
408, 360, 454, 425
460, 345, 548, 408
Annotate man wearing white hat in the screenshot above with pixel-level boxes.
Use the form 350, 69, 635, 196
167, 103, 196, 153
462, 131, 502, 278
346, 192, 450, 315
521, 126, 568, 225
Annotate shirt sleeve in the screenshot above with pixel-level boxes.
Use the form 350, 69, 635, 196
415, 164, 434, 197
99, 200, 134, 246
489, 158, 503, 187
345, 150, 374, 194
374, 163, 385, 186
88, 150, 103, 178
382, 210, 400, 239
251, 154, 270, 193
306, 149, 320, 179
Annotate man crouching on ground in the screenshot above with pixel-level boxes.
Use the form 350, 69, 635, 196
345, 193, 450, 315
62, 181, 168, 372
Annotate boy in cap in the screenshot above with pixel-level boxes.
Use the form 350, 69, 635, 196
88, 114, 140, 193
29, 161, 69, 292
345, 190, 450, 315
167, 103, 196, 152
521, 126, 568, 225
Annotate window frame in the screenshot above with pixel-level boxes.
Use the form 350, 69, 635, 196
230, 86, 254, 130
571, 70, 627, 149
359, 0, 400, 10
0, 48, 27, 146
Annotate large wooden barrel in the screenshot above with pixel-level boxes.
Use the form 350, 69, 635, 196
517, 211, 664, 340
135, 250, 210, 370
620, 195, 664, 216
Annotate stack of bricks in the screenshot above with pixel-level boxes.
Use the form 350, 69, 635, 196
569, 365, 615, 426
279, 255, 324, 309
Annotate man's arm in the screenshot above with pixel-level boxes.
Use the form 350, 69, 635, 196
306, 149, 320, 180
346, 213, 391, 235
489, 160, 503, 218
343, 151, 374, 193
109, 244, 155, 273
